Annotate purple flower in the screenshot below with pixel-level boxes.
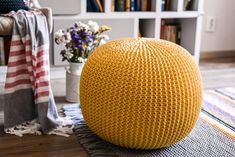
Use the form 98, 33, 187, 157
55, 21, 111, 63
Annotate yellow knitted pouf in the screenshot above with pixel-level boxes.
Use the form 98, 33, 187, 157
80, 38, 203, 149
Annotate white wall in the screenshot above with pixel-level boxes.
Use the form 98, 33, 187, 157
200, 0, 235, 52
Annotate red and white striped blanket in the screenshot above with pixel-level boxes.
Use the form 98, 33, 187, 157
3, 10, 70, 136
5, 31, 50, 104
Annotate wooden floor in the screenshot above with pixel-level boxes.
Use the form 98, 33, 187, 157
200, 57, 235, 89
0, 57, 235, 157
0, 97, 89, 157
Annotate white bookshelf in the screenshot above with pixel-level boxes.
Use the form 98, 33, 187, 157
0, 0, 204, 80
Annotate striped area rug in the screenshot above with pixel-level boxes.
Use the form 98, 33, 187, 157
63, 102, 235, 157
202, 87, 235, 140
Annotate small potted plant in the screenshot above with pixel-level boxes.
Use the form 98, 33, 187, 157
55, 20, 111, 75
55, 21, 111, 102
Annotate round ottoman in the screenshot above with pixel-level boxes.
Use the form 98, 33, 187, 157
80, 38, 203, 149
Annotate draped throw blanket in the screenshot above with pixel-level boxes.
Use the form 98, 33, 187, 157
4, 10, 70, 136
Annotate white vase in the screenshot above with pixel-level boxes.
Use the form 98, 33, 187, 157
69, 62, 84, 75
66, 62, 84, 102
66, 71, 80, 102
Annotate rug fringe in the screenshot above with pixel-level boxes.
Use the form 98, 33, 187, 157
73, 122, 118, 157
63, 104, 117, 156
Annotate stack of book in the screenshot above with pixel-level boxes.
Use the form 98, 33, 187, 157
160, 21, 181, 45
87, 0, 104, 12
113, 0, 152, 12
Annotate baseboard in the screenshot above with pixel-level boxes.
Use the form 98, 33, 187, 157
200, 50, 235, 61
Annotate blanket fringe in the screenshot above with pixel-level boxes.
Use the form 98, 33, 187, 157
5, 117, 75, 137
47, 126, 73, 137
4, 104, 81, 137
4, 119, 42, 137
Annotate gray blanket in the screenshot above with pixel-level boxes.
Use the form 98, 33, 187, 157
4, 10, 64, 136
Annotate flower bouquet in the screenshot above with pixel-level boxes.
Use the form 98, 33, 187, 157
55, 20, 111, 63
54, 21, 110, 102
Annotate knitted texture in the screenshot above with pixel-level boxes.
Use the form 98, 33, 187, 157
0, 0, 28, 14
80, 38, 203, 149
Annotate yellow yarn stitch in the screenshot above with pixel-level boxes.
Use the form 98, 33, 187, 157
80, 38, 203, 149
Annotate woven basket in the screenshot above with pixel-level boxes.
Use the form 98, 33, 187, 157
80, 38, 203, 149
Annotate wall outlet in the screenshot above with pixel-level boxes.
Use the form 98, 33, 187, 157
206, 16, 216, 32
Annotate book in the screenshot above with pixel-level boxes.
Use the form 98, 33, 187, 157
147, 0, 152, 11
186, 0, 195, 10
87, 0, 103, 12
115, 0, 126, 12
111, 0, 115, 11
162, 0, 166, 11
161, 21, 181, 45
165, 0, 171, 11
87, 0, 93, 12
126, 0, 130, 11
96, 0, 104, 12
184, 0, 192, 10
140, 0, 153, 11
141, 0, 148, 11
130, 0, 135, 11
135, 0, 141, 11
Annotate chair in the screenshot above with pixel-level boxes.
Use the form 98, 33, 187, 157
0, 0, 52, 64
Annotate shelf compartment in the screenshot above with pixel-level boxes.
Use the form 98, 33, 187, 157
160, 19, 181, 44
139, 19, 156, 38
160, 18, 197, 56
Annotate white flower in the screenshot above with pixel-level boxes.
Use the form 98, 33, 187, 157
87, 46, 92, 51
64, 51, 74, 59
77, 22, 89, 30
66, 32, 72, 43
87, 30, 93, 35
55, 29, 64, 38
94, 39, 99, 44
55, 36, 66, 45
88, 21, 99, 33
78, 57, 84, 63
99, 34, 109, 41
99, 39, 106, 46
55, 29, 66, 45
88, 42, 93, 46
